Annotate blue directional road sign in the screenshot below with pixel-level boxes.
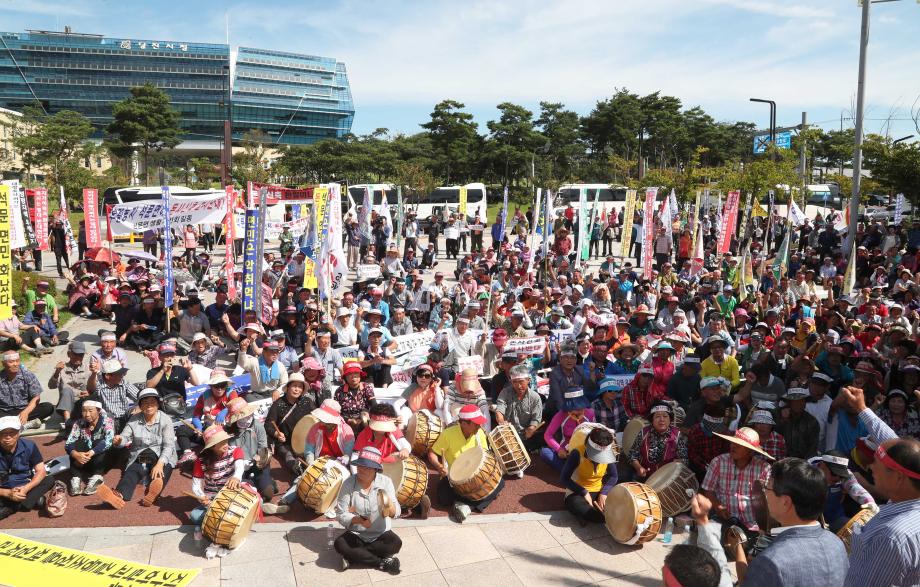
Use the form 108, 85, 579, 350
753, 130, 792, 154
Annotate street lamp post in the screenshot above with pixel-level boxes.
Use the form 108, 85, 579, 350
750, 98, 776, 146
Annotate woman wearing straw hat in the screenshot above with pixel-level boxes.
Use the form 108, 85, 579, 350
63, 398, 115, 496
186, 424, 247, 557
701, 427, 773, 539
304, 399, 356, 467
333, 447, 402, 574
225, 397, 275, 503
266, 373, 317, 476
560, 426, 618, 525
177, 370, 240, 466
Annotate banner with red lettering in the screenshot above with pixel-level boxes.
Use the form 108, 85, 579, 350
642, 188, 658, 280
33, 188, 49, 251
108, 192, 227, 235
224, 186, 237, 300
718, 190, 740, 254
83, 188, 101, 247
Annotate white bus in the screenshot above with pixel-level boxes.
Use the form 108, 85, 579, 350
346, 182, 488, 229
555, 183, 669, 220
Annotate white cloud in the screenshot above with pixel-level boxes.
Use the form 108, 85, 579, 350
0, 0, 89, 17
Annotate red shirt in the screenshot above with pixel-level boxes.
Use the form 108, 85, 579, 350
353, 427, 405, 463
321, 426, 344, 459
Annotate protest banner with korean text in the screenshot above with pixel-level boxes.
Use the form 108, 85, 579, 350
108, 192, 227, 235
83, 188, 101, 247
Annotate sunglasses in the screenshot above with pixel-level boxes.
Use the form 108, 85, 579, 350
416, 372, 433, 379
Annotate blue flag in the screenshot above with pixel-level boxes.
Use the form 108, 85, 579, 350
161, 186, 173, 307
498, 186, 509, 242
241, 209, 260, 313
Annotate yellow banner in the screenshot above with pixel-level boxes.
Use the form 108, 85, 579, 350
303, 187, 328, 289
0, 185, 11, 320
459, 186, 468, 216
0, 533, 199, 587
620, 189, 637, 259
752, 199, 768, 218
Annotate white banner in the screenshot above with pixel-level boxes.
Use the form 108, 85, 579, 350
6, 181, 26, 249
393, 330, 436, 356
320, 183, 348, 298
265, 215, 312, 239
338, 345, 362, 360
109, 192, 227, 234
504, 336, 546, 355
356, 264, 382, 281
457, 355, 484, 373
895, 193, 905, 226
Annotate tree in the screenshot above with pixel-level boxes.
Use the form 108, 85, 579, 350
483, 102, 541, 187
187, 157, 219, 189
863, 135, 920, 199
535, 102, 584, 183
10, 107, 94, 188
232, 130, 273, 187
106, 84, 182, 184
420, 100, 479, 183
395, 161, 437, 207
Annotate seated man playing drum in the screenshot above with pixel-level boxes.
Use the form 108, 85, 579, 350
541, 387, 595, 472
701, 427, 773, 547
495, 365, 544, 453
428, 405, 505, 523
560, 426, 618, 525
627, 400, 688, 481
224, 398, 275, 504
334, 447, 402, 575
444, 368, 491, 432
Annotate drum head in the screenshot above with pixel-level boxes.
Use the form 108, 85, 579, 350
316, 472, 346, 513
646, 462, 686, 489
382, 459, 408, 488
605, 484, 640, 543
449, 446, 485, 485
227, 493, 260, 549
290, 415, 319, 457
406, 414, 419, 443
622, 418, 649, 454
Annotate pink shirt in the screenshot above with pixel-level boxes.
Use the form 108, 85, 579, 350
543, 409, 595, 453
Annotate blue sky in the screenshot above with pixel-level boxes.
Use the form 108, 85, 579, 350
3, 0, 919, 142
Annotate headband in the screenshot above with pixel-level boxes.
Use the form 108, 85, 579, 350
83, 400, 102, 410
875, 445, 920, 480
650, 405, 671, 415
370, 413, 393, 422
822, 455, 850, 468
702, 414, 723, 424
357, 449, 382, 464
564, 390, 584, 399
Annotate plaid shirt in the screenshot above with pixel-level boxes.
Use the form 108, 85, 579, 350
621, 380, 665, 419
94, 381, 139, 420
0, 368, 43, 412
760, 431, 786, 460
591, 397, 627, 432
702, 453, 771, 531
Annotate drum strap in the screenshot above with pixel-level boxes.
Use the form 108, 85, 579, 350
625, 515, 655, 546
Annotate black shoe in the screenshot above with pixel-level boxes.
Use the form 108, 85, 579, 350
379, 557, 400, 575
36, 495, 46, 510
339, 557, 350, 572
0, 506, 15, 520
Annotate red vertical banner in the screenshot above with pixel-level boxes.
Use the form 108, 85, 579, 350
104, 204, 113, 243
718, 190, 740, 254
33, 188, 49, 251
642, 188, 657, 280
83, 188, 101, 247
224, 185, 237, 300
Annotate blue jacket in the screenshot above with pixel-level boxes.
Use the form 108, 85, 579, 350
743, 524, 848, 587
23, 310, 57, 338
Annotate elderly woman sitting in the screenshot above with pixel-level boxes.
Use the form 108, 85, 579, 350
95, 388, 177, 509
397, 363, 449, 427
64, 399, 115, 496
540, 387, 595, 472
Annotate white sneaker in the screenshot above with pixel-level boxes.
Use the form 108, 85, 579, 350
515, 470, 525, 479
69, 476, 82, 496
324, 508, 337, 519
205, 544, 220, 559
261, 502, 290, 515
23, 419, 42, 430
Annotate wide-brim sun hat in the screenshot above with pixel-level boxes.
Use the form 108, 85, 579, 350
226, 397, 257, 424
311, 399, 343, 425
584, 431, 617, 464
368, 413, 398, 433
202, 425, 232, 450
714, 427, 774, 459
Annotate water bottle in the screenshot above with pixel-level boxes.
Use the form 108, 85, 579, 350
659, 517, 674, 544
682, 521, 693, 545
326, 523, 334, 550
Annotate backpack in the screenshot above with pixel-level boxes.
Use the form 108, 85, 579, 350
46, 480, 68, 517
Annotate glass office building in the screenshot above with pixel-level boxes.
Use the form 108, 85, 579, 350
0, 29, 354, 146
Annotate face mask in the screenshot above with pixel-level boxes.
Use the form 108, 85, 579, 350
236, 415, 253, 430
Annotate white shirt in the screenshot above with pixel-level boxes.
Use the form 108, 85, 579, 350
805, 395, 833, 451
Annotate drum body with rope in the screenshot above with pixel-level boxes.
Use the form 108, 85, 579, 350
836, 508, 877, 554
382, 455, 429, 509
448, 446, 503, 502
290, 414, 319, 457
489, 423, 531, 476
406, 409, 443, 457
645, 462, 699, 518
622, 417, 649, 455
202, 486, 261, 549
604, 482, 662, 545
296, 456, 350, 514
